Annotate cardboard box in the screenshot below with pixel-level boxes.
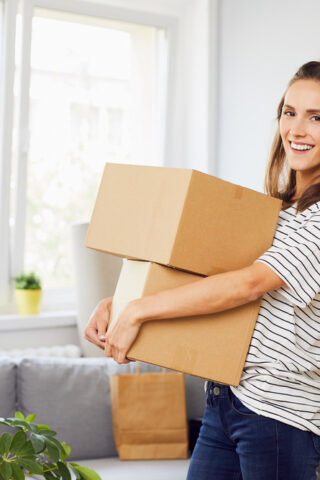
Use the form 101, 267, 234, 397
108, 260, 262, 386
85, 163, 282, 276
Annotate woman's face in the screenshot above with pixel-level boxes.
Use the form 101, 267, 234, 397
280, 79, 320, 181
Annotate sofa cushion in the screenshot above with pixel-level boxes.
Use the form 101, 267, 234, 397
17, 357, 126, 460
16, 357, 205, 461
0, 358, 17, 434
184, 374, 206, 419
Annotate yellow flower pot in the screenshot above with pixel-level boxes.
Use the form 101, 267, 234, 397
15, 289, 42, 315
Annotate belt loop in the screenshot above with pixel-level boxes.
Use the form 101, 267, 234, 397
204, 380, 208, 393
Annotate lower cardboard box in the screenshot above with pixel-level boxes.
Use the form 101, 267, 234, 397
108, 259, 262, 386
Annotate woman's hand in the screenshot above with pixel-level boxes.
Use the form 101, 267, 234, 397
105, 300, 142, 364
84, 297, 113, 350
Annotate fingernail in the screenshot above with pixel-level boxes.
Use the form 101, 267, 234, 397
99, 335, 105, 340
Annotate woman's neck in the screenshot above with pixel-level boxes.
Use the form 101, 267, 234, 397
295, 170, 320, 198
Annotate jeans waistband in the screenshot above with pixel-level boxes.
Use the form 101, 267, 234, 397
205, 380, 230, 398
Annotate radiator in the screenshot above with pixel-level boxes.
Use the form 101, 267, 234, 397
0, 344, 82, 358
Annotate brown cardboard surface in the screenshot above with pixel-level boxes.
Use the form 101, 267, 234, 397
85, 163, 282, 276
108, 260, 262, 386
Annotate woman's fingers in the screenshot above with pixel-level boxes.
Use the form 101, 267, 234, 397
84, 325, 106, 350
87, 298, 140, 363
84, 297, 113, 349
97, 315, 108, 342
105, 343, 113, 357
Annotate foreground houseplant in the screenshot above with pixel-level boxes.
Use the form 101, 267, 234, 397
14, 272, 42, 315
0, 412, 102, 480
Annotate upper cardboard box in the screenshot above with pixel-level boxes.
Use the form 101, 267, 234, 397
85, 163, 282, 276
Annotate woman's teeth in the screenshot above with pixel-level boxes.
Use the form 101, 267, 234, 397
290, 141, 313, 151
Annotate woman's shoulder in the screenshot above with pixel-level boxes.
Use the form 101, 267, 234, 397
277, 200, 320, 234
299, 201, 320, 219
282, 199, 320, 217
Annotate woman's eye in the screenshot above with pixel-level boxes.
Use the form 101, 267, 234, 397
311, 115, 320, 121
283, 110, 294, 117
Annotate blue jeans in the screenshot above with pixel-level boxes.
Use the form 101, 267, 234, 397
186, 381, 320, 480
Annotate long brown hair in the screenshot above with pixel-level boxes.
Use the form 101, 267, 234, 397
265, 61, 320, 212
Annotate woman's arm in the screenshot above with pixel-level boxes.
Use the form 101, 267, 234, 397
104, 261, 285, 363
132, 261, 285, 322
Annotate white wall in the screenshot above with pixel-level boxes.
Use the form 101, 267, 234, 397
217, 0, 320, 192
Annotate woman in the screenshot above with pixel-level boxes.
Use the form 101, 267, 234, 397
84, 61, 320, 479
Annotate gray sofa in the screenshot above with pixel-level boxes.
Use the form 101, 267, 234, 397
0, 356, 206, 479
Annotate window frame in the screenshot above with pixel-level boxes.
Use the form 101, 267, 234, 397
0, 0, 19, 311
0, 0, 180, 313
0, 0, 217, 314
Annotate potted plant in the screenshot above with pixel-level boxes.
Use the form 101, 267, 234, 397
0, 411, 102, 480
14, 272, 42, 315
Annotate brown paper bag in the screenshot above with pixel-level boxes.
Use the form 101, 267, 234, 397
110, 367, 189, 460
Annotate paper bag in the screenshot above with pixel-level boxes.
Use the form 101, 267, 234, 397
110, 369, 189, 460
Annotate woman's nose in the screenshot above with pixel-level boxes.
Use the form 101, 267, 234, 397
289, 119, 306, 137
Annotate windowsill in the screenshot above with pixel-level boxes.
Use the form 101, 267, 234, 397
0, 310, 77, 331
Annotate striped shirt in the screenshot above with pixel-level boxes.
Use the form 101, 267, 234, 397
230, 200, 320, 435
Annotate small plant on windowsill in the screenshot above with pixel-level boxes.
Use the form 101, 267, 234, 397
0, 411, 102, 480
14, 272, 42, 315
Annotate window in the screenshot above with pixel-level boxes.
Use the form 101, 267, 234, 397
0, 0, 172, 314
1, 0, 212, 314
7, 5, 168, 310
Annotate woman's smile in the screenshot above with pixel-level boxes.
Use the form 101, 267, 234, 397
289, 140, 314, 153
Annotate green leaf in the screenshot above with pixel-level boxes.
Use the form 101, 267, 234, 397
14, 412, 24, 421
0, 433, 13, 455
14, 271, 41, 290
38, 428, 57, 436
16, 440, 35, 457
0, 421, 11, 428
46, 471, 60, 480
46, 437, 65, 454
25, 414, 36, 423
44, 473, 58, 480
10, 420, 31, 431
11, 464, 25, 480
0, 462, 12, 480
60, 442, 71, 461
30, 433, 45, 453
37, 424, 50, 430
69, 464, 81, 480
10, 431, 27, 453
30, 424, 38, 434
18, 458, 43, 474
45, 442, 60, 462
43, 461, 56, 470
70, 464, 102, 480
57, 461, 71, 480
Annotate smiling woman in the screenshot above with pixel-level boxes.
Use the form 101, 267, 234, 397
85, 61, 320, 480
266, 62, 320, 212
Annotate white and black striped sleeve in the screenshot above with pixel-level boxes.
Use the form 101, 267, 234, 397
254, 223, 320, 308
